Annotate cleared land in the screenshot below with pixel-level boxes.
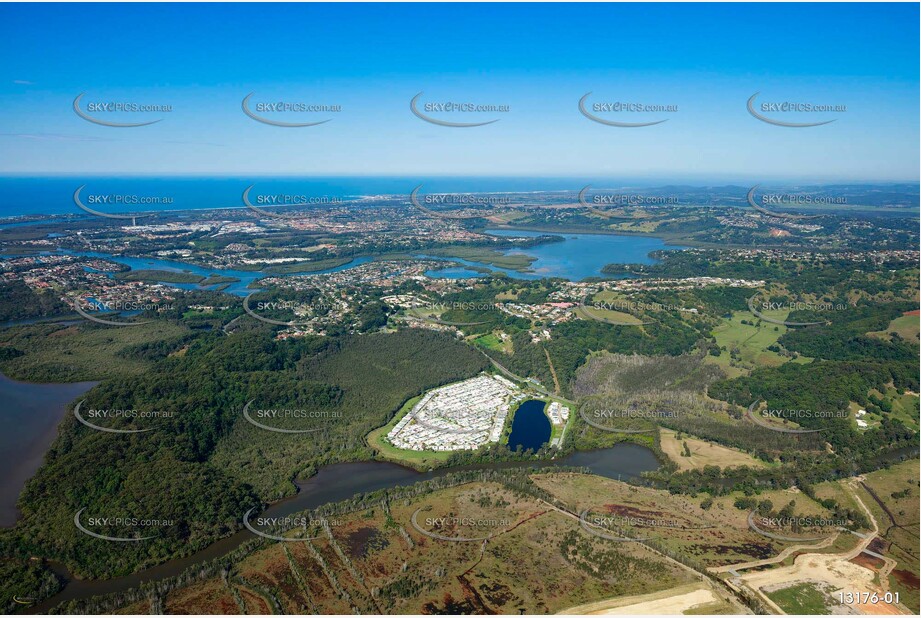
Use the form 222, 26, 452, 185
868, 311, 920, 343
856, 460, 921, 613
160, 476, 699, 614
659, 428, 768, 471
424, 246, 537, 271
707, 310, 803, 377
558, 583, 721, 615
573, 304, 647, 326
721, 480, 914, 615
764, 580, 837, 615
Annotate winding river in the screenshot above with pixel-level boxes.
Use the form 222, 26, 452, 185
33, 444, 659, 612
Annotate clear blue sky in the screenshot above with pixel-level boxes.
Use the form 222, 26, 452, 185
0, 2, 917, 180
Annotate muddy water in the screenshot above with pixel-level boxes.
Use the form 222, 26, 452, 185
0, 373, 96, 527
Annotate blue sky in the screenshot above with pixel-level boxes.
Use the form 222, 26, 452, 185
0, 2, 918, 180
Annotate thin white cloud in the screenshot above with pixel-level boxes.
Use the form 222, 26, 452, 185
12, 80, 34, 85
0, 132, 113, 142
0, 133, 224, 146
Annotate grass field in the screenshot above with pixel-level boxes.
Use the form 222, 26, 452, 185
405, 305, 445, 320
605, 220, 663, 233
855, 388, 920, 432
890, 390, 921, 431
659, 428, 768, 471
706, 310, 809, 377
486, 211, 530, 224
260, 257, 354, 274
868, 311, 920, 342
572, 304, 646, 325
765, 581, 834, 614
472, 333, 505, 351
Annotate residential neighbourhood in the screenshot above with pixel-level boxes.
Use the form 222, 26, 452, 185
386, 374, 525, 451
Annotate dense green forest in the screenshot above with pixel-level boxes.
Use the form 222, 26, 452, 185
0, 281, 70, 322
5, 328, 486, 579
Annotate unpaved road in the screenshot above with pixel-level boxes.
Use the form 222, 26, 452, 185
719, 480, 910, 615
560, 584, 718, 615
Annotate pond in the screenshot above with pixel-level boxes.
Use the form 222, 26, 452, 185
507, 399, 552, 452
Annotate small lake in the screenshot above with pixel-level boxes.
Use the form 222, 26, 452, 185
0, 374, 97, 527
508, 400, 552, 452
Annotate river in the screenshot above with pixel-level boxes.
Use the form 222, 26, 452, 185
27, 225, 683, 295
33, 444, 659, 612
0, 374, 97, 527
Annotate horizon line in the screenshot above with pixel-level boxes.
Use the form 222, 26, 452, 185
0, 173, 918, 185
